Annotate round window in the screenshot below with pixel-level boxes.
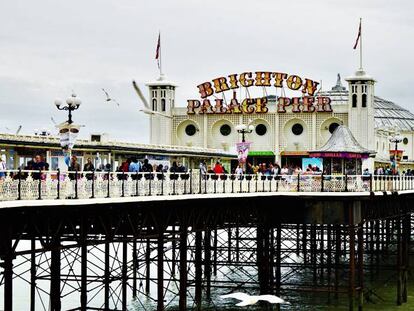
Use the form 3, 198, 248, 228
403, 137, 409, 145
329, 122, 340, 134
185, 124, 196, 136
292, 123, 304, 136
220, 124, 231, 136
255, 124, 267, 136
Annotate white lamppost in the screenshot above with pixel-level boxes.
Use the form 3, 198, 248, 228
54, 93, 82, 124
235, 123, 254, 143
54, 94, 82, 151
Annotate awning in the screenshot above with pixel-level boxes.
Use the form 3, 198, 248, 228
248, 151, 275, 156
280, 151, 309, 156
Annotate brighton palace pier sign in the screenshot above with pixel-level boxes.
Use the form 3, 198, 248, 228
186, 71, 332, 114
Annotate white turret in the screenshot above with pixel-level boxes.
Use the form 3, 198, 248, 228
146, 74, 177, 145
346, 68, 376, 171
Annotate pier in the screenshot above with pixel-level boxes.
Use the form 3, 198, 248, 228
0, 171, 413, 310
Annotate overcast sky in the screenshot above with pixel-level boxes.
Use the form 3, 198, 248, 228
1, 0, 413, 143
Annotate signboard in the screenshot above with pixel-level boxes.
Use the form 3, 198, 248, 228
302, 158, 323, 172
236, 141, 251, 164
310, 152, 369, 159
57, 122, 81, 150
187, 71, 332, 114
389, 150, 403, 162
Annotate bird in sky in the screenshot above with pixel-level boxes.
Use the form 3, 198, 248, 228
220, 293, 289, 307
102, 88, 120, 107
51, 117, 57, 125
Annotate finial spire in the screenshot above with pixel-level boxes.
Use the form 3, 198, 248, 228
332, 73, 346, 91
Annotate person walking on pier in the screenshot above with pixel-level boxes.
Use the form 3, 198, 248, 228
0, 157, 6, 180
69, 156, 81, 180
129, 157, 141, 179
235, 163, 244, 179
32, 154, 47, 180
199, 160, 207, 179
83, 158, 95, 180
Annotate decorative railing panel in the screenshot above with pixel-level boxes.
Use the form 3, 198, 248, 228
0, 170, 413, 202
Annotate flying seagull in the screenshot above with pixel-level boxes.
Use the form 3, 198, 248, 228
102, 88, 120, 106
220, 293, 289, 307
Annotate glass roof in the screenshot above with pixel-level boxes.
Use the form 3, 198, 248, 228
317, 75, 414, 132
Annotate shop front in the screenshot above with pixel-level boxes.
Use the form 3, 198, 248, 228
309, 126, 375, 175
247, 151, 275, 166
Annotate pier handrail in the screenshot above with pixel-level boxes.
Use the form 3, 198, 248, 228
0, 169, 413, 201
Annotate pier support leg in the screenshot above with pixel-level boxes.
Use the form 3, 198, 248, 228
132, 239, 137, 298
195, 231, 203, 310
104, 240, 110, 310
357, 224, 364, 311
122, 239, 128, 311
213, 229, 218, 277
348, 207, 356, 311
145, 239, 151, 294
204, 229, 212, 301
276, 223, 281, 297
30, 239, 36, 311
2, 234, 13, 311
80, 235, 87, 311
179, 228, 188, 311
172, 226, 176, 277
402, 212, 410, 303
327, 224, 332, 303
397, 217, 402, 306
157, 234, 164, 311
334, 225, 341, 300
50, 238, 61, 311
311, 225, 317, 285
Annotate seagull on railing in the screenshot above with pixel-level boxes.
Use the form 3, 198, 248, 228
221, 292, 289, 306
102, 88, 120, 107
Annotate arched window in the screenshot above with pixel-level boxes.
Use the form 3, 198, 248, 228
352, 94, 357, 108
220, 124, 231, 136
161, 99, 166, 112
362, 94, 367, 108
292, 123, 304, 136
185, 124, 196, 136
152, 98, 157, 111
255, 124, 267, 136
328, 122, 340, 134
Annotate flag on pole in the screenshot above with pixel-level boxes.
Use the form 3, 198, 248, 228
353, 20, 361, 49
155, 33, 161, 69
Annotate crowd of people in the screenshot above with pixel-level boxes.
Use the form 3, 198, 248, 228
197, 161, 325, 181
232, 162, 323, 177
2, 152, 414, 183
374, 165, 414, 176
115, 158, 188, 180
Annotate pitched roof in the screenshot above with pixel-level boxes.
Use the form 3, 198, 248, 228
311, 125, 375, 155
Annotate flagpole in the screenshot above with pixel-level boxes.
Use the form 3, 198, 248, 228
159, 31, 163, 76
359, 18, 363, 70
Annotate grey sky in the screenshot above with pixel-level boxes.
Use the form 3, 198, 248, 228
1, 0, 413, 143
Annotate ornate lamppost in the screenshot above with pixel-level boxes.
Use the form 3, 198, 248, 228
235, 123, 254, 171
54, 94, 82, 168
54, 93, 81, 124
235, 123, 254, 142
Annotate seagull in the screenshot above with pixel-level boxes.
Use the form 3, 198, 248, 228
102, 88, 120, 106
221, 293, 289, 307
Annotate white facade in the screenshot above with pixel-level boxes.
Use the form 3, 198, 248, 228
148, 69, 414, 171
